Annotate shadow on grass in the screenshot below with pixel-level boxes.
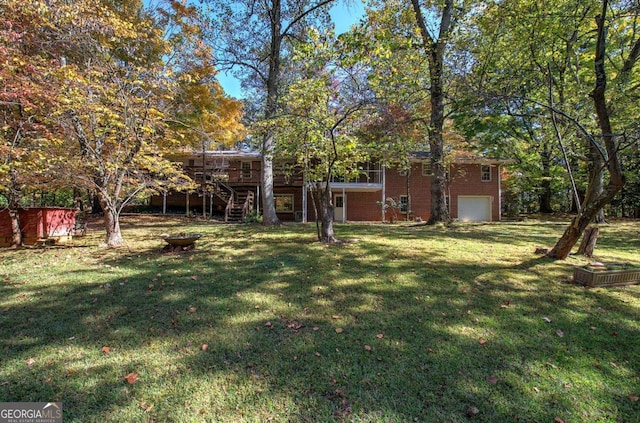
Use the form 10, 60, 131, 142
0, 221, 638, 421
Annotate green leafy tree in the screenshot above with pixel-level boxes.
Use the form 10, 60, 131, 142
204, 0, 337, 226
350, 0, 469, 224
272, 30, 370, 242
454, 0, 638, 258
549, 0, 638, 259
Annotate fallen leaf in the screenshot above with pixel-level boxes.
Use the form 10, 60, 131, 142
478, 338, 487, 345
140, 402, 154, 413
629, 394, 639, 403
610, 362, 619, 369
201, 344, 208, 351
554, 417, 565, 423
376, 333, 384, 339
556, 330, 564, 338
543, 317, 552, 323
335, 328, 344, 334
488, 376, 498, 384
312, 327, 320, 331
533, 387, 540, 393
500, 300, 510, 308
26, 358, 35, 367
191, 275, 197, 280
101, 346, 111, 354
0, 382, 8, 386
188, 306, 197, 313
264, 321, 272, 328
332, 315, 340, 320
364, 345, 372, 351
466, 406, 480, 417
125, 372, 139, 384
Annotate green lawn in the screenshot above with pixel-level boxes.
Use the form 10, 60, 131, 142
1, 216, 639, 422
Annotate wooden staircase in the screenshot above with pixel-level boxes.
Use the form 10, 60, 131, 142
225, 190, 255, 222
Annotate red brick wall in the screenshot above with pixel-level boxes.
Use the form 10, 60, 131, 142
385, 162, 432, 221
345, 191, 383, 221
449, 163, 501, 221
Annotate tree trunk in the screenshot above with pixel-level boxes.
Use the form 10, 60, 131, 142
260, 0, 282, 227
97, 193, 124, 247
539, 142, 553, 213
261, 139, 280, 226
7, 172, 22, 247
311, 182, 336, 243
428, 138, 449, 224
588, 139, 607, 223
103, 207, 124, 247
411, 0, 453, 225
548, 2, 625, 259
577, 226, 599, 257
8, 207, 22, 248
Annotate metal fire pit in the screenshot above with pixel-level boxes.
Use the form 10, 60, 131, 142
161, 233, 202, 252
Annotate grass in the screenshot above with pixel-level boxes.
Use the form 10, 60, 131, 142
0, 216, 639, 422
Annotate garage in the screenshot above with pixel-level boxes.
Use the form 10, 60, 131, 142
457, 196, 492, 222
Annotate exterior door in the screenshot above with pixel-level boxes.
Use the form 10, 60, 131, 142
334, 194, 345, 222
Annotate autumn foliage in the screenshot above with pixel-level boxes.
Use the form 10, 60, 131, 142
0, 0, 244, 247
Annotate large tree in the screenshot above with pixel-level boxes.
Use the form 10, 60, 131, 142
204, 0, 336, 226
0, 0, 68, 247
408, 0, 456, 224
2, 0, 243, 247
454, 0, 600, 216
351, 0, 466, 224
456, 0, 638, 258
273, 29, 371, 242
548, 0, 638, 259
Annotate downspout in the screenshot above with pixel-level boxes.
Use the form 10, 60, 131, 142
162, 192, 167, 215
256, 185, 260, 216
302, 175, 307, 223
406, 164, 410, 221
498, 164, 502, 221
342, 187, 346, 223
382, 165, 386, 221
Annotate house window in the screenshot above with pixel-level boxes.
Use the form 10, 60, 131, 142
274, 194, 294, 212
188, 159, 195, 168
241, 162, 252, 179
399, 195, 409, 213
422, 162, 432, 176
481, 165, 492, 182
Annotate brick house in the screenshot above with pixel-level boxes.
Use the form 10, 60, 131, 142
150, 150, 508, 222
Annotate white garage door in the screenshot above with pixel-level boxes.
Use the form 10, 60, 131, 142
458, 196, 492, 222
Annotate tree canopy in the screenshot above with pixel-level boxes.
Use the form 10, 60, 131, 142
1, 0, 244, 247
